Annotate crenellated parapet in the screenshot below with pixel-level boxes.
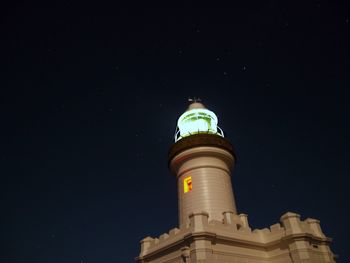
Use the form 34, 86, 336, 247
136, 211, 336, 262
139, 227, 184, 257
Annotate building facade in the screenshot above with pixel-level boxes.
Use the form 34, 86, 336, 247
135, 102, 336, 263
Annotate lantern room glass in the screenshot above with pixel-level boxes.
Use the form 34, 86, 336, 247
177, 108, 218, 138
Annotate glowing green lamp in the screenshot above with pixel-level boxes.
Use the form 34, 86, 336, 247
175, 101, 224, 142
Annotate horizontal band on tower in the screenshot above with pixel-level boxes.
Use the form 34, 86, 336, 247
168, 133, 236, 164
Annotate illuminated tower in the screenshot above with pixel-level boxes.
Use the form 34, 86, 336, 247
136, 101, 336, 263
169, 101, 237, 227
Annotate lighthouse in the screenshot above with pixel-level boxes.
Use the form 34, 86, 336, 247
169, 101, 237, 227
136, 100, 336, 263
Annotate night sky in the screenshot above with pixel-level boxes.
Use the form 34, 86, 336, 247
1, 2, 350, 262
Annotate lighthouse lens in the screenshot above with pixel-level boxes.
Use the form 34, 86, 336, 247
177, 109, 218, 138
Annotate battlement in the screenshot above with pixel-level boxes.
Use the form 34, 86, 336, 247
139, 227, 186, 257
138, 211, 333, 260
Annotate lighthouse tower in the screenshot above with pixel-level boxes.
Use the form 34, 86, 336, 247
169, 101, 237, 227
136, 101, 336, 263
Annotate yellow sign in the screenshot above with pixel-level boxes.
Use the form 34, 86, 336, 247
184, 176, 192, 193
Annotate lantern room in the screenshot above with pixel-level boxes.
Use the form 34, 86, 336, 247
174, 101, 224, 142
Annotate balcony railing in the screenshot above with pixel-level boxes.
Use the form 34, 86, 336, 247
174, 126, 225, 142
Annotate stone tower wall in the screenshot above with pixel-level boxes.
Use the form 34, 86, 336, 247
171, 145, 236, 227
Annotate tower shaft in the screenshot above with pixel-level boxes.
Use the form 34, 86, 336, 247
169, 134, 237, 227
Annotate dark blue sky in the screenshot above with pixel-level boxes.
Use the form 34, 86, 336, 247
1, 2, 349, 262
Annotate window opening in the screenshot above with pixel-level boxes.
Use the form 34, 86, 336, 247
184, 177, 192, 193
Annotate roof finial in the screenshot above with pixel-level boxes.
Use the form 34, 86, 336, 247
188, 97, 202, 103
187, 97, 205, 110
